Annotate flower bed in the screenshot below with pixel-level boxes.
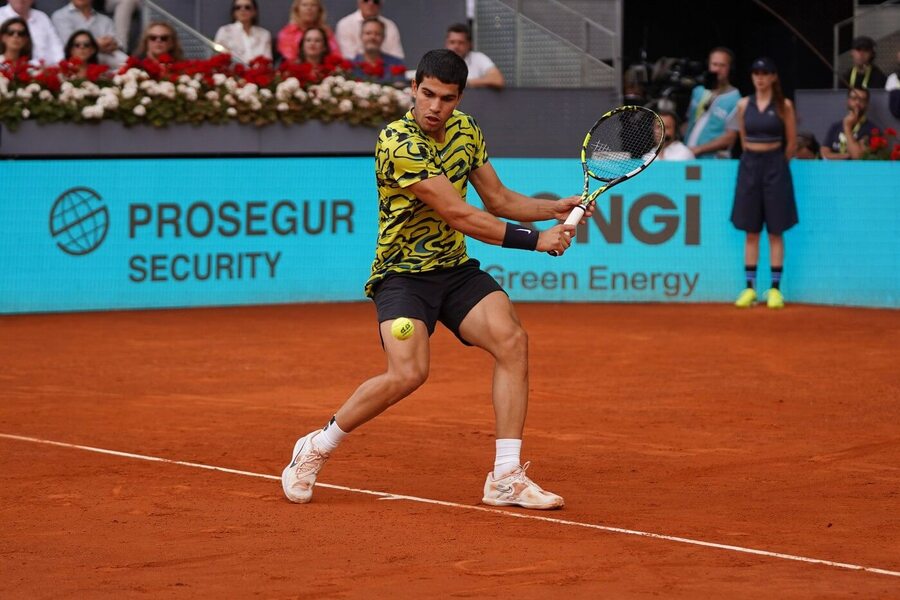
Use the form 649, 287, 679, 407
0, 54, 412, 130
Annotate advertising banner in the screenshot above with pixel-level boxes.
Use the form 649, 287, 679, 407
0, 158, 896, 312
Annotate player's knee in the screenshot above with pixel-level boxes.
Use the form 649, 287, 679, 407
495, 325, 528, 360
389, 364, 429, 397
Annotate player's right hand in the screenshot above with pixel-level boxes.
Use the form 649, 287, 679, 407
537, 224, 576, 255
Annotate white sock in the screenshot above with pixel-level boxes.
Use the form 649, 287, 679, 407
493, 438, 522, 479
314, 416, 346, 453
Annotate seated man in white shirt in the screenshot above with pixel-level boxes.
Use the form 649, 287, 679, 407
444, 22, 503, 89
52, 0, 127, 67
657, 110, 695, 161
0, 0, 63, 65
335, 0, 404, 60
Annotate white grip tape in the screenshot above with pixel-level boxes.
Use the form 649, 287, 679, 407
548, 204, 586, 256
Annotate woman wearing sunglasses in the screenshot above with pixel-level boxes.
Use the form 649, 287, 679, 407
63, 29, 102, 79
0, 17, 33, 67
214, 0, 272, 64
135, 21, 183, 63
277, 0, 340, 64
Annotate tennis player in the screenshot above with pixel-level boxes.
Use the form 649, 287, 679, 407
282, 49, 589, 510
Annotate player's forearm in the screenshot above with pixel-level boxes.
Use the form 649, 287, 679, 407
487, 189, 557, 222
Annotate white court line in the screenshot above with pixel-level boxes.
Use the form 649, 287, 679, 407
2, 432, 899, 579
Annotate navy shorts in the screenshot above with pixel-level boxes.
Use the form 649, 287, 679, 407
371, 259, 505, 346
731, 148, 798, 234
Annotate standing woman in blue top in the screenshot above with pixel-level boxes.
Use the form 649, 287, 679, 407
731, 57, 797, 309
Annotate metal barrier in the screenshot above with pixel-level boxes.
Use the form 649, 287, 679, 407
474, 0, 621, 91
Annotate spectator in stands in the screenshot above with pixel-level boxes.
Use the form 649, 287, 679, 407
656, 109, 694, 160
103, 0, 141, 54
52, 0, 126, 68
335, 0, 403, 61
841, 36, 887, 90
730, 57, 797, 310
444, 22, 503, 89
277, 0, 338, 64
135, 21, 182, 62
820, 87, 879, 160
794, 132, 820, 159
351, 16, 405, 86
63, 29, 101, 77
0, 17, 32, 67
684, 47, 740, 159
214, 0, 272, 63
0, 0, 63, 65
886, 50, 900, 119
292, 25, 334, 79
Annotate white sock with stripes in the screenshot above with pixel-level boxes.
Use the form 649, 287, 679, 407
493, 438, 522, 479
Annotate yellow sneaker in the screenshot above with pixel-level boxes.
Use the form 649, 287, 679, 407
734, 288, 757, 308
766, 288, 785, 309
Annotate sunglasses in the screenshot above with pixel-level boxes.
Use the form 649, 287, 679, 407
4, 29, 28, 37
234, 4, 254, 10
148, 34, 171, 42
72, 41, 95, 49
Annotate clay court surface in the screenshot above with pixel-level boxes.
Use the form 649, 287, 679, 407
1, 302, 898, 597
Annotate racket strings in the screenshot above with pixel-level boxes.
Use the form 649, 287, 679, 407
585, 110, 662, 181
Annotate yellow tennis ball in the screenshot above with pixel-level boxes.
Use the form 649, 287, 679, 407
391, 317, 415, 341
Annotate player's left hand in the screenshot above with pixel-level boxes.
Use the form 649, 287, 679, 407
554, 195, 594, 224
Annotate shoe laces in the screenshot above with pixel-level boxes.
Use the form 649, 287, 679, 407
294, 444, 328, 477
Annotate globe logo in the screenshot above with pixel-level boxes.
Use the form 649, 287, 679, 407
49, 187, 109, 256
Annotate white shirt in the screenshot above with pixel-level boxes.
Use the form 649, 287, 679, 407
886, 72, 899, 91
464, 51, 496, 80
335, 10, 404, 60
51, 3, 127, 68
214, 22, 273, 63
0, 5, 64, 65
658, 141, 695, 161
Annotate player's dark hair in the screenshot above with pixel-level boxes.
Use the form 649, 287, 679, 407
415, 49, 467, 92
446, 22, 472, 42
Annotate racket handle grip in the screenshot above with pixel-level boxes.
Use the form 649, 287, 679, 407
548, 205, 585, 257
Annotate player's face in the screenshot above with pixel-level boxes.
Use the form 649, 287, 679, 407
412, 76, 462, 135
445, 32, 470, 58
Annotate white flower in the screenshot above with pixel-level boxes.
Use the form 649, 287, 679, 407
339, 99, 353, 113
260, 88, 272, 100
16, 88, 33, 100
81, 105, 104, 119
141, 96, 152, 106
39, 89, 52, 101
205, 90, 219, 101
21, 108, 30, 119
122, 84, 137, 99
133, 104, 146, 116
277, 102, 289, 112
226, 107, 237, 116
293, 89, 308, 102
213, 73, 227, 86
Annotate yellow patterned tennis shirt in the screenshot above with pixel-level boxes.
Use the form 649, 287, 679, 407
365, 109, 489, 297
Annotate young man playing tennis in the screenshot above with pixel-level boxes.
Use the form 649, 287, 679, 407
282, 49, 588, 510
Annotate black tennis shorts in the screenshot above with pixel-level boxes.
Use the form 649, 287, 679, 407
731, 148, 798, 234
371, 259, 505, 346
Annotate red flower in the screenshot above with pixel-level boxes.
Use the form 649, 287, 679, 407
886, 127, 898, 137
390, 64, 407, 76
86, 64, 109, 82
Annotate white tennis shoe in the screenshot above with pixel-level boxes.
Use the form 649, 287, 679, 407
281, 430, 330, 503
482, 462, 565, 510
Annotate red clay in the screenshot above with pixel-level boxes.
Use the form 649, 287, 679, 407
1, 303, 898, 598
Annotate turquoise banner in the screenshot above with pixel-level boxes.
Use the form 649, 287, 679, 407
0, 158, 897, 312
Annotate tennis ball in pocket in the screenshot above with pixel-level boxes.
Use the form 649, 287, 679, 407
391, 317, 415, 341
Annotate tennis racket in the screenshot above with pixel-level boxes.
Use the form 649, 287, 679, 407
550, 105, 665, 256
